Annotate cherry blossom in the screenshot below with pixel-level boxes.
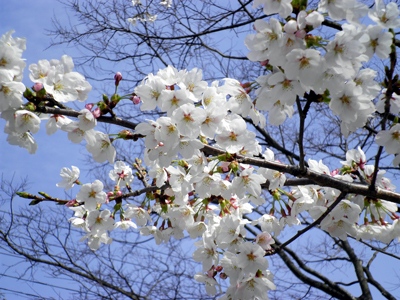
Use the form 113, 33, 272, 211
56, 166, 80, 191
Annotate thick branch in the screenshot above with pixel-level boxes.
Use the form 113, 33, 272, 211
271, 240, 356, 300
35, 106, 138, 130
202, 145, 400, 204
363, 267, 397, 300
340, 240, 372, 300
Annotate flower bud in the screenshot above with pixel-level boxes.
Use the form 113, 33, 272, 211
23, 88, 34, 100
103, 94, 110, 105
118, 129, 134, 140
240, 82, 251, 89
228, 161, 239, 173
215, 265, 223, 272
32, 83, 43, 92
131, 96, 141, 104
295, 29, 306, 39
92, 107, 101, 118
24, 102, 36, 111
97, 101, 108, 112
65, 199, 78, 207
114, 72, 122, 86
85, 103, 94, 110
110, 94, 121, 108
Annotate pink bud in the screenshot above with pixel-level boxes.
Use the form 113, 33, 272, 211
116, 191, 123, 197
295, 29, 306, 39
33, 83, 43, 92
107, 191, 114, 197
131, 96, 141, 105
330, 169, 339, 176
65, 199, 77, 207
85, 103, 94, 110
206, 269, 214, 278
240, 82, 251, 89
260, 60, 269, 66
114, 72, 122, 86
220, 161, 230, 172
92, 107, 101, 118
158, 142, 164, 147
215, 265, 223, 272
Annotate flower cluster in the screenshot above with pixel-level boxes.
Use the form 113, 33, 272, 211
248, 0, 395, 139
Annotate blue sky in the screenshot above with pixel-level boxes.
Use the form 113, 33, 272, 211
0, 1, 99, 298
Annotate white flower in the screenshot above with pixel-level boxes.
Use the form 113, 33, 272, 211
0, 69, 25, 112
78, 108, 97, 131
179, 67, 207, 99
193, 233, 219, 272
187, 222, 207, 239
147, 15, 157, 23
0, 39, 26, 79
114, 220, 137, 230
237, 242, 268, 275
329, 82, 370, 123
255, 232, 275, 251
63, 121, 97, 146
135, 74, 166, 111
6, 131, 37, 154
318, 0, 347, 21
80, 229, 112, 251
253, 0, 292, 19
284, 48, 326, 88
86, 131, 116, 164
14, 110, 41, 134
364, 25, 393, 60
109, 161, 134, 187
340, 147, 367, 169
148, 164, 168, 187
232, 272, 276, 300
171, 103, 206, 138
369, 0, 400, 29
124, 205, 152, 226
45, 114, 72, 135
76, 180, 107, 211
56, 166, 80, 191
127, 17, 138, 26
159, 89, 195, 116
232, 166, 265, 198
375, 124, 400, 155
86, 209, 115, 233
160, 0, 172, 8
376, 89, 400, 115
29, 59, 52, 83
194, 272, 220, 296
215, 114, 255, 153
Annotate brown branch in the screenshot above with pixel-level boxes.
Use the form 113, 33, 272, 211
35, 106, 138, 130
363, 266, 397, 300
202, 145, 400, 204
340, 240, 372, 300
271, 239, 356, 300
